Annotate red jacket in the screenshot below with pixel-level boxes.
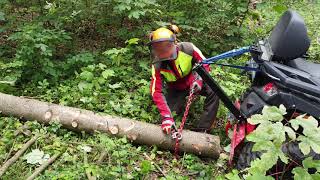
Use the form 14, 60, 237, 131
150, 42, 210, 118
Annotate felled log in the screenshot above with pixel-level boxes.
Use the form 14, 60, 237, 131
0, 92, 221, 158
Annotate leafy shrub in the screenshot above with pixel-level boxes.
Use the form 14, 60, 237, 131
103, 38, 140, 66
222, 105, 320, 179
8, 23, 71, 83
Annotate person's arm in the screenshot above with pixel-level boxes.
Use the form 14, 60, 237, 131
188, 44, 209, 92
191, 43, 211, 72
150, 64, 174, 134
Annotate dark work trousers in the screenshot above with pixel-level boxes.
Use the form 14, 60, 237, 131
165, 83, 219, 132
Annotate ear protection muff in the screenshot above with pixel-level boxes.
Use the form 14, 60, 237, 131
149, 32, 154, 41
168, 24, 180, 34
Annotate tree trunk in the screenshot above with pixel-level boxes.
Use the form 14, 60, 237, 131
0, 92, 221, 158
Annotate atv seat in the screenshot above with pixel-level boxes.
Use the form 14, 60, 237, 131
287, 58, 320, 77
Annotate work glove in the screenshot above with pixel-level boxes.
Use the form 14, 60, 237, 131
191, 79, 203, 93
161, 117, 175, 134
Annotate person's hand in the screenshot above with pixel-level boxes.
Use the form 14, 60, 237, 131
191, 79, 203, 93
161, 117, 175, 134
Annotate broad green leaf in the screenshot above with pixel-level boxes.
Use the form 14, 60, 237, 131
248, 114, 267, 125
108, 83, 122, 89
126, 38, 140, 45
271, 122, 286, 143
302, 157, 320, 172
0, 11, 5, 21
284, 126, 296, 140
129, 11, 141, 19
290, 115, 318, 132
140, 160, 152, 174
215, 176, 226, 180
249, 151, 278, 174
224, 143, 231, 153
103, 48, 120, 56
225, 169, 241, 180
139, 79, 149, 86
79, 71, 94, 81
252, 141, 273, 152
78, 82, 93, 91
246, 131, 266, 143
246, 121, 284, 143
97, 77, 106, 85
98, 63, 107, 69
246, 173, 274, 180
297, 135, 320, 155
298, 139, 311, 155
24, 149, 50, 165
44, 1, 55, 10
101, 69, 115, 79
80, 145, 92, 153
262, 106, 286, 122
252, 140, 288, 164
292, 167, 313, 180
311, 173, 320, 179
290, 115, 320, 155
273, 5, 287, 14
35, 43, 48, 52
279, 104, 287, 114
236, 7, 247, 13
277, 148, 289, 164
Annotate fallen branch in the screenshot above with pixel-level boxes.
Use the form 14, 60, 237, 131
143, 153, 167, 177
84, 152, 96, 180
26, 153, 60, 180
96, 150, 107, 165
0, 92, 221, 158
0, 135, 39, 177
3, 139, 16, 163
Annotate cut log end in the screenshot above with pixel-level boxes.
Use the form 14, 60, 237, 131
109, 126, 119, 135
44, 111, 52, 120
71, 121, 78, 128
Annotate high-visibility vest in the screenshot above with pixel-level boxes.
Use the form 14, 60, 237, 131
153, 51, 193, 82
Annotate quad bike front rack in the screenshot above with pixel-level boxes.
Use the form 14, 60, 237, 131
193, 46, 258, 123
193, 46, 260, 164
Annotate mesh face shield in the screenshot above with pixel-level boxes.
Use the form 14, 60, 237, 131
150, 40, 177, 63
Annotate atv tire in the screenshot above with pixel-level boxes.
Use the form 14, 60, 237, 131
236, 141, 320, 176
235, 142, 261, 170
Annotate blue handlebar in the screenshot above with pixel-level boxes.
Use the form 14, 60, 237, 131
202, 46, 250, 64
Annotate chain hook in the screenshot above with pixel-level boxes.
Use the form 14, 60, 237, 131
173, 86, 197, 158
172, 131, 182, 141
171, 124, 182, 141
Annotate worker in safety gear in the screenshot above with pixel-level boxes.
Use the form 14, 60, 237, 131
149, 25, 219, 134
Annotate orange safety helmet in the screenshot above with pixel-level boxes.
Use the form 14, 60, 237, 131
149, 25, 180, 63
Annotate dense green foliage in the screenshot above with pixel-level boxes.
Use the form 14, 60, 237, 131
222, 105, 320, 179
0, 0, 319, 179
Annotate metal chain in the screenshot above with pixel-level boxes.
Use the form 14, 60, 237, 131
174, 88, 197, 158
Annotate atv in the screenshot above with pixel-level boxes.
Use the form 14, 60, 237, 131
193, 10, 320, 177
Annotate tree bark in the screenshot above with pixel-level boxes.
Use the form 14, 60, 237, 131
0, 92, 221, 158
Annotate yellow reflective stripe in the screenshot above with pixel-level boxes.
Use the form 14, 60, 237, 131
174, 51, 193, 78
160, 71, 177, 82
151, 65, 156, 96
158, 51, 193, 82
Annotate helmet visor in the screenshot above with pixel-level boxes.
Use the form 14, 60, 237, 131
151, 41, 177, 63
